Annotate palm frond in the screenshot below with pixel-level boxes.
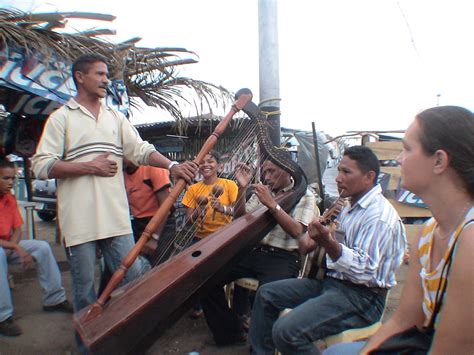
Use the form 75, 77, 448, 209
0, 8, 233, 122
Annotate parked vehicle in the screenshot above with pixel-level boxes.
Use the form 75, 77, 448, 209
32, 179, 57, 221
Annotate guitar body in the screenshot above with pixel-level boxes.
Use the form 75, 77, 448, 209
306, 210, 344, 280
307, 245, 327, 280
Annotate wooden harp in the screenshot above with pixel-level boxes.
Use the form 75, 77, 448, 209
73, 89, 308, 354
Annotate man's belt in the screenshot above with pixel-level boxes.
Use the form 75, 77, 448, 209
254, 244, 300, 256
333, 277, 389, 298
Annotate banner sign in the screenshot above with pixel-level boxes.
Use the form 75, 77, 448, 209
0, 42, 129, 117
396, 188, 427, 208
0, 45, 74, 104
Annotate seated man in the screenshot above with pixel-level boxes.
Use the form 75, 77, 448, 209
249, 145, 407, 354
0, 159, 72, 337
201, 152, 318, 346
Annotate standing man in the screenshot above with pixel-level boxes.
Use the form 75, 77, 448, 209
31, 54, 197, 317
249, 145, 407, 354
201, 152, 318, 346
0, 159, 72, 337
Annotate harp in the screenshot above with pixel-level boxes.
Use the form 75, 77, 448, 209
73, 88, 308, 354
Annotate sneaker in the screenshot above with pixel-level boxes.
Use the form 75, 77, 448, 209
0, 317, 22, 337
43, 300, 73, 313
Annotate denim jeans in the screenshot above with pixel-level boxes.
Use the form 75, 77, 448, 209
201, 246, 301, 345
0, 240, 67, 322
249, 277, 385, 355
66, 234, 143, 313
323, 340, 367, 355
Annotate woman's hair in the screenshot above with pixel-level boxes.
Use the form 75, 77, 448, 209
416, 106, 474, 197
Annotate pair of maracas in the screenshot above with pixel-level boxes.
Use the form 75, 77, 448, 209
195, 185, 225, 225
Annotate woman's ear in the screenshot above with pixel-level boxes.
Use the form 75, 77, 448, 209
433, 149, 449, 174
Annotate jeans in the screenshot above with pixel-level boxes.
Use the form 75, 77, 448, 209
323, 341, 367, 355
201, 246, 301, 345
0, 240, 67, 322
249, 277, 385, 355
66, 234, 144, 313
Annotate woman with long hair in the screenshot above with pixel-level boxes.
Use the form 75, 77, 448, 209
324, 106, 473, 354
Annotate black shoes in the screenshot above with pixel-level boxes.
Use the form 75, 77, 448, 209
43, 300, 74, 313
0, 317, 22, 337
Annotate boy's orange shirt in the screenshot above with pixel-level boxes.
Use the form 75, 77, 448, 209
124, 166, 171, 218
0, 193, 23, 241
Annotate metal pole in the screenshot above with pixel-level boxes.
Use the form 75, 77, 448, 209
258, 0, 280, 146
312, 122, 325, 209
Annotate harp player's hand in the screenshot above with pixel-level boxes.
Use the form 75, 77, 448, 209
251, 183, 274, 208
235, 163, 252, 188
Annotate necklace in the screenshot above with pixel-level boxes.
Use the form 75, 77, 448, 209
435, 204, 472, 241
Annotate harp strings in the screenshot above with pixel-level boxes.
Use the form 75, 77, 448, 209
144, 121, 265, 268
117, 117, 294, 292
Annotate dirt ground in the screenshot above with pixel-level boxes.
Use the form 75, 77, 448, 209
0, 216, 407, 355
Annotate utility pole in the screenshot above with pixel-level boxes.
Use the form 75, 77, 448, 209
258, 0, 280, 146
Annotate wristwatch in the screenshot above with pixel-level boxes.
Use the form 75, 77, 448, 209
269, 204, 281, 214
168, 160, 179, 170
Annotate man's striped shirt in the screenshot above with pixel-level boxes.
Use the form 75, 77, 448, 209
326, 184, 406, 288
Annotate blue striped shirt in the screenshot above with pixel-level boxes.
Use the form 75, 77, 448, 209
326, 185, 406, 288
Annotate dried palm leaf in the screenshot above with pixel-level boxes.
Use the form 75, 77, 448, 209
0, 8, 234, 123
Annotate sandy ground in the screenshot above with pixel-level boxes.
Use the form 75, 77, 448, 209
0, 214, 407, 355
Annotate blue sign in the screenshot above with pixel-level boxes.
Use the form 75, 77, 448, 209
0, 43, 129, 117
396, 187, 427, 208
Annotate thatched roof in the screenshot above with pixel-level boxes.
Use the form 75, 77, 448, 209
0, 8, 233, 122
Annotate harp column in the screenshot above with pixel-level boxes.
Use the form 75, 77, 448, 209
258, 0, 281, 147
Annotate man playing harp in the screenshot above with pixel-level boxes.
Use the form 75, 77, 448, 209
201, 150, 318, 346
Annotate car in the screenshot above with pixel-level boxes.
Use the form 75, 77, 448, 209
32, 179, 57, 221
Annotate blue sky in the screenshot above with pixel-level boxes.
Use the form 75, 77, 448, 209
2, 0, 473, 135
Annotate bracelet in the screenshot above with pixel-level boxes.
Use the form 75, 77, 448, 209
269, 204, 281, 214
168, 160, 179, 170
223, 206, 233, 216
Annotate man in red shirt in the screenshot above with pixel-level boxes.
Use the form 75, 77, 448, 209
0, 159, 72, 337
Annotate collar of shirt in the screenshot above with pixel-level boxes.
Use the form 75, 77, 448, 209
66, 98, 112, 119
348, 184, 382, 212
273, 179, 295, 196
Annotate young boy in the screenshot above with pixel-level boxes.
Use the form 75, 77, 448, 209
0, 158, 72, 337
